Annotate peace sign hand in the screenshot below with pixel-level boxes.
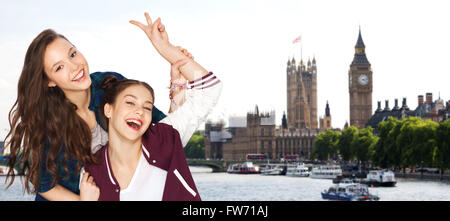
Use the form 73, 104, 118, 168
130, 12, 169, 51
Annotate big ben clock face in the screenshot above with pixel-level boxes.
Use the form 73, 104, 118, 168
358, 74, 369, 85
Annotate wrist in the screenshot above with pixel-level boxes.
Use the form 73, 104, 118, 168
155, 42, 174, 56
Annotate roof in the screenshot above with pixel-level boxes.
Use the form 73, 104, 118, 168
355, 29, 365, 48
351, 54, 370, 65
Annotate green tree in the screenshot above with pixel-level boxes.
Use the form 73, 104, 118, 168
397, 117, 421, 173
313, 129, 340, 161
338, 126, 358, 162
434, 119, 450, 180
373, 117, 400, 169
412, 120, 438, 178
351, 126, 377, 169
184, 131, 205, 159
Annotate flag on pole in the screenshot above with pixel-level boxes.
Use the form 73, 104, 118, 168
292, 35, 301, 44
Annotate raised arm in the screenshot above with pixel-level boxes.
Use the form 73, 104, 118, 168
130, 12, 223, 147
129, 12, 209, 81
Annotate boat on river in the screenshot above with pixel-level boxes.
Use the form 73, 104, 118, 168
321, 183, 380, 201
227, 162, 260, 174
310, 165, 342, 179
360, 170, 396, 187
260, 164, 287, 175
286, 163, 310, 177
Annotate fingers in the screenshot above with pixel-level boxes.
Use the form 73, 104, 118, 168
177, 46, 194, 59
144, 12, 152, 25
87, 175, 94, 184
152, 17, 162, 33
81, 171, 89, 183
129, 20, 146, 31
158, 23, 165, 32
172, 59, 189, 72
81, 171, 97, 186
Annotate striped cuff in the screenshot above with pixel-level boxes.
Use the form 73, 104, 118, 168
187, 72, 221, 90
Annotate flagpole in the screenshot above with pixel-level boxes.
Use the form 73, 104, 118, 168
300, 41, 303, 64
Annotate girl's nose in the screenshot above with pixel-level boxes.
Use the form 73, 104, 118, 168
135, 107, 144, 115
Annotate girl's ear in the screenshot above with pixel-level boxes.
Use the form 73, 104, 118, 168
104, 103, 112, 118
48, 80, 57, 87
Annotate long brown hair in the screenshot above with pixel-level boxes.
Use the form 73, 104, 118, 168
5, 29, 97, 193
99, 75, 154, 130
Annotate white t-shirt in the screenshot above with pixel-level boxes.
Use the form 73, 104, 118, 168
120, 151, 167, 201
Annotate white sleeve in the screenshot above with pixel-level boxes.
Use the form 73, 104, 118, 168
160, 72, 223, 147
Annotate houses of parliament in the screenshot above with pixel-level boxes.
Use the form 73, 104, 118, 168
204, 30, 372, 160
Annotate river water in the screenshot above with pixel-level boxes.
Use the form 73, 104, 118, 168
2, 166, 450, 201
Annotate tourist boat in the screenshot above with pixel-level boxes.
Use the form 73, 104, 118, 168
360, 170, 397, 187
260, 164, 287, 175
321, 183, 380, 201
285, 163, 310, 177
227, 162, 260, 174
310, 165, 342, 179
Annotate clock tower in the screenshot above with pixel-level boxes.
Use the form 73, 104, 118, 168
349, 28, 372, 129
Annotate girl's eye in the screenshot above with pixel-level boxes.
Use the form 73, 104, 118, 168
126, 101, 135, 106
71, 51, 77, 57
56, 65, 63, 72
144, 107, 152, 111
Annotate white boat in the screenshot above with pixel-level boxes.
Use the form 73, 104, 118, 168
227, 162, 260, 174
260, 164, 286, 175
286, 163, 310, 177
361, 170, 396, 187
310, 165, 342, 179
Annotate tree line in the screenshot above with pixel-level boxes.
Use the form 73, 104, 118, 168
313, 117, 450, 176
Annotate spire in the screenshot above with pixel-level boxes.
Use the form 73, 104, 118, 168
351, 27, 370, 65
282, 111, 288, 129
355, 26, 365, 48
325, 101, 330, 117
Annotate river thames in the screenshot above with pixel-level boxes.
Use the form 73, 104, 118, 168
1, 166, 450, 201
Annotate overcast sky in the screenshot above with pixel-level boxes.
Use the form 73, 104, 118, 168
1, 0, 449, 139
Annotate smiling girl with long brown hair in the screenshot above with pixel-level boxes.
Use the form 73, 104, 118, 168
5, 12, 220, 201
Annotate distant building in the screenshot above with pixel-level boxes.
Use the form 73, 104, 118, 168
319, 101, 332, 131
414, 93, 448, 123
204, 106, 317, 160
286, 56, 318, 130
367, 93, 449, 132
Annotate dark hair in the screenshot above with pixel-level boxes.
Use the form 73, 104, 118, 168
5, 29, 97, 193
99, 75, 154, 130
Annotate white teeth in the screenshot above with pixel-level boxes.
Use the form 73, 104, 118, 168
126, 119, 142, 126
73, 70, 84, 81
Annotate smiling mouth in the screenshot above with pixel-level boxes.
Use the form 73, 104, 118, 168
72, 69, 86, 82
126, 118, 143, 131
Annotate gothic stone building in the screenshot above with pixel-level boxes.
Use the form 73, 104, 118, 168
286, 57, 318, 130
204, 53, 331, 160
204, 107, 318, 160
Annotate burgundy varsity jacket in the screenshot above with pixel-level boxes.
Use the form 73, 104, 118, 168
84, 123, 201, 201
